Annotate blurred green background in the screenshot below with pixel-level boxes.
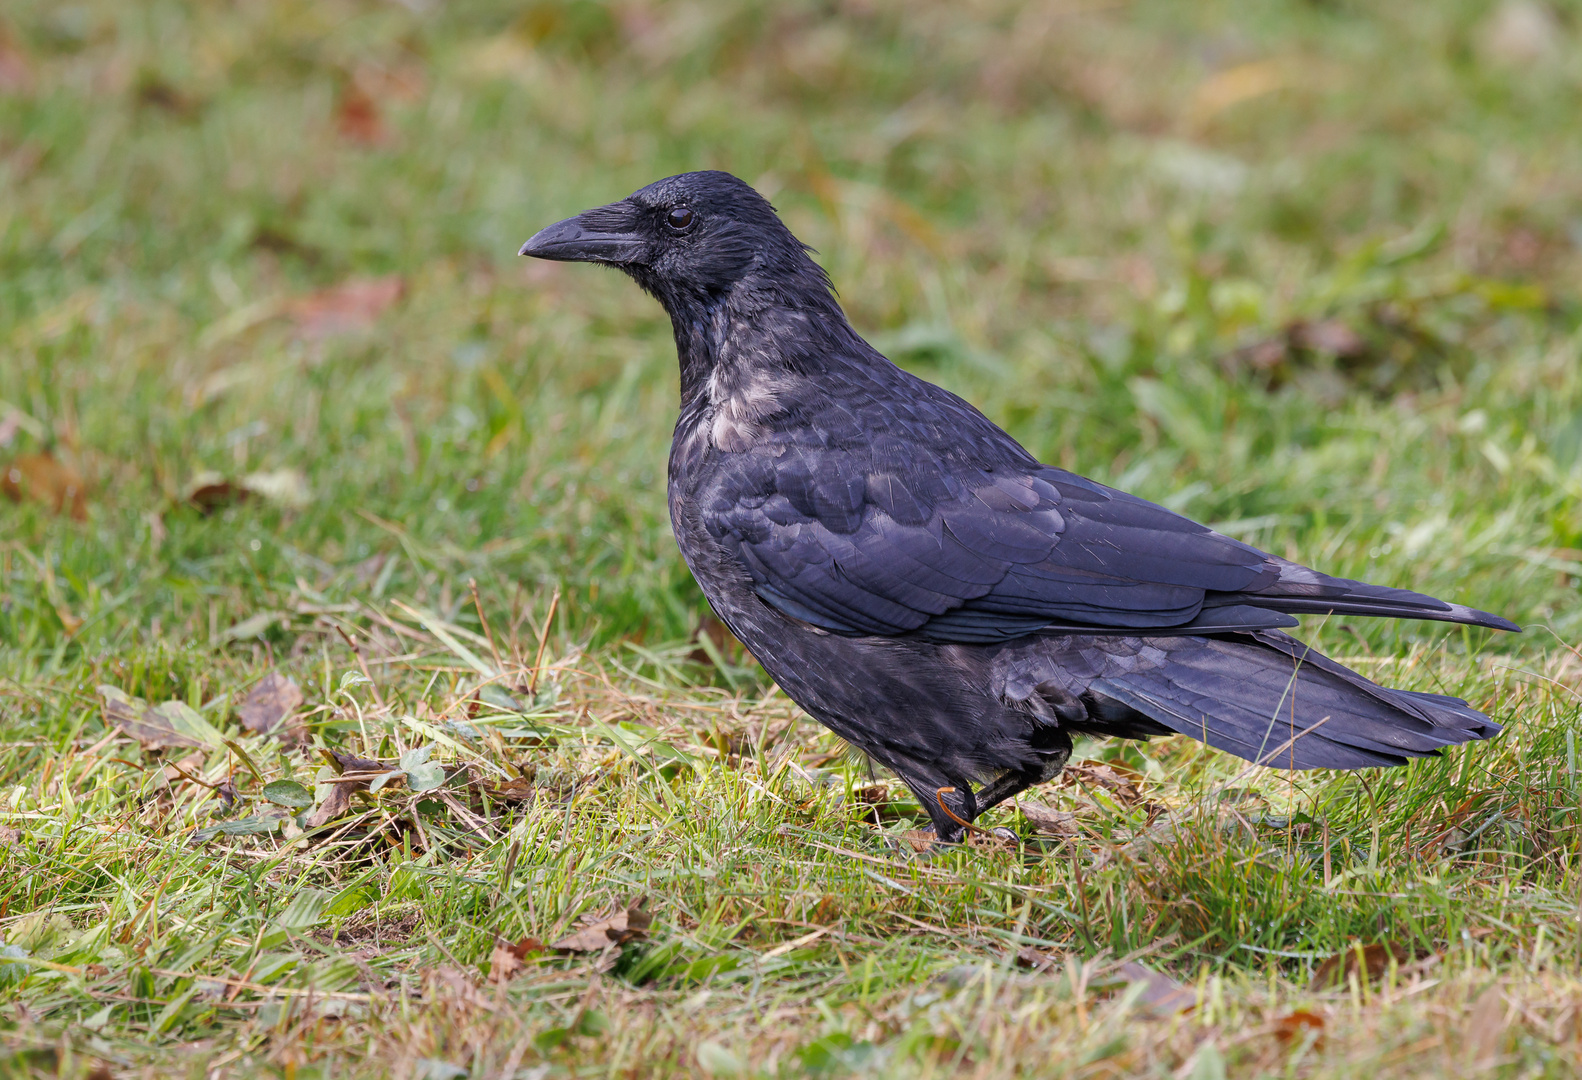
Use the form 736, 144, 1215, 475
3, 0, 1580, 669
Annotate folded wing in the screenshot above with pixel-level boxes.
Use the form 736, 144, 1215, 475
703, 444, 1517, 642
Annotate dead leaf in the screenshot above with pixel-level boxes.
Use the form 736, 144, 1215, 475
240, 468, 311, 509
1272, 1010, 1325, 1046
287, 276, 403, 339
551, 898, 651, 952
0, 24, 34, 94
183, 469, 311, 514
304, 784, 353, 829
1312, 940, 1413, 988
237, 672, 304, 737
135, 73, 197, 115
1289, 319, 1367, 359
304, 748, 398, 828
183, 472, 248, 513
1060, 761, 1144, 804
1015, 946, 1059, 972
1014, 799, 1079, 838
0, 825, 19, 849
2, 452, 87, 519
1117, 961, 1196, 1017
489, 776, 535, 803
336, 81, 387, 145
100, 686, 225, 750
900, 828, 940, 853
489, 936, 544, 982
325, 747, 393, 775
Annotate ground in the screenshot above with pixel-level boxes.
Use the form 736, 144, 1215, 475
3, 0, 1582, 1076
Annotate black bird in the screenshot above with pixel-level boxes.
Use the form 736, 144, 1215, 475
521, 171, 1517, 843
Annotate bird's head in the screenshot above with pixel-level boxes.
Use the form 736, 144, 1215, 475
519, 171, 834, 317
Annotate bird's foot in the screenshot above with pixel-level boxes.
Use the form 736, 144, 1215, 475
876, 825, 958, 857
966, 826, 1021, 851
884, 824, 1018, 857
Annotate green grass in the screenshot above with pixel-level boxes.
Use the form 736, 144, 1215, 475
3, 0, 1582, 1075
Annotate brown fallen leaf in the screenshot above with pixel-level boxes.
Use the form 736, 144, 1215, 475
489, 776, 536, 803
183, 469, 311, 514
1015, 946, 1060, 972
1312, 940, 1413, 988
305, 784, 353, 829
2, 451, 87, 519
0, 24, 33, 94
0, 825, 19, 849
100, 686, 224, 750
1014, 799, 1079, 838
1116, 961, 1196, 1017
1060, 760, 1144, 804
551, 898, 651, 953
304, 747, 398, 828
237, 672, 304, 737
184, 472, 247, 513
853, 784, 890, 806
287, 276, 403, 338
135, 74, 198, 116
1272, 1010, 1325, 1046
489, 936, 545, 982
336, 80, 387, 145
1289, 318, 1367, 359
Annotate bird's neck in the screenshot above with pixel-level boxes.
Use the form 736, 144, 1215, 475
668, 284, 859, 408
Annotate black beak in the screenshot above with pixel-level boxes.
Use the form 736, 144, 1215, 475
518, 202, 650, 265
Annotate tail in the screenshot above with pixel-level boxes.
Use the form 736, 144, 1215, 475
1210, 560, 1522, 633
1084, 630, 1501, 769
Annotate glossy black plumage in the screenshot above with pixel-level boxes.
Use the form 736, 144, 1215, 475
521, 171, 1516, 842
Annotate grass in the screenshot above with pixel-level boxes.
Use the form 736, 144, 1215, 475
3, 0, 1582, 1075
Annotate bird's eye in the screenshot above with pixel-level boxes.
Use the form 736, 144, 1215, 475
666, 207, 695, 231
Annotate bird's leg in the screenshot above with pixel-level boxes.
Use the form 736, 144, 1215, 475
971, 748, 1070, 818
970, 768, 1043, 818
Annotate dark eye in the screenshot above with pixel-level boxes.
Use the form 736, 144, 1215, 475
666, 206, 695, 231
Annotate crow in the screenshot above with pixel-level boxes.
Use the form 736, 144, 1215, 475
521, 171, 1517, 844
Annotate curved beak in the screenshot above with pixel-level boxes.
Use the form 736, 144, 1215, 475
518, 201, 650, 265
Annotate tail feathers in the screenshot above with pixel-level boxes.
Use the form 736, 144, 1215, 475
1085, 630, 1501, 770
1214, 560, 1521, 633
